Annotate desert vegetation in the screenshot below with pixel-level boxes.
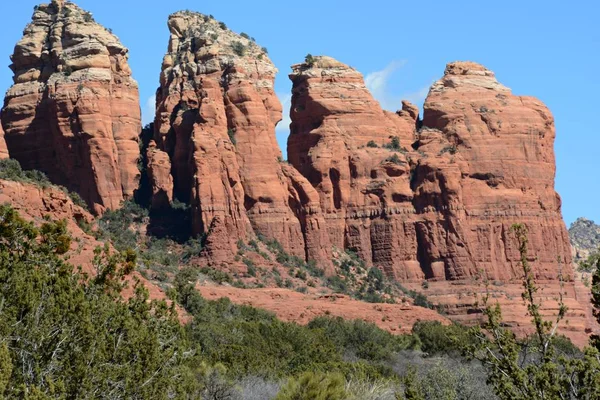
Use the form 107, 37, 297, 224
1, 205, 599, 398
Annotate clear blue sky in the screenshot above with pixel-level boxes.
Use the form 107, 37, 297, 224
1, 0, 598, 226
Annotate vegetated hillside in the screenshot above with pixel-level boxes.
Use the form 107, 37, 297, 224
570, 217, 600, 261
1, 204, 599, 399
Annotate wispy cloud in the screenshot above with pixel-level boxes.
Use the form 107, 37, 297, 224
365, 60, 406, 107
365, 61, 432, 112
142, 94, 155, 126
276, 93, 292, 134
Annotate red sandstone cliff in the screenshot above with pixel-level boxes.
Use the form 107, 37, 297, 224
287, 57, 572, 282
286, 57, 594, 344
288, 56, 423, 279
152, 12, 332, 268
414, 61, 572, 281
1, 0, 141, 214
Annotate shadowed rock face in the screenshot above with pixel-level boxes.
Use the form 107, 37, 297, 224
152, 12, 332, 268
1, 0, 141, 214
0, 122, 8, 159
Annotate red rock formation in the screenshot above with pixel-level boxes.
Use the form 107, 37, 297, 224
1, 1, 141, 214
415, 61, 572, 282
288, 56, 421, 278
287, 57, 596, 345
153, 12, 331, 267
288, 57, 573, 281
0, 121, 8, 159
146, 140, 173, 210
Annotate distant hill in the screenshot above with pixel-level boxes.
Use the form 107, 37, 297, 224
569, 217, 600, 261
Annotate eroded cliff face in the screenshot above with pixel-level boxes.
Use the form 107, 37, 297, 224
288, 56, 422, 279
414, 61, 572, 281
0, 121, 8, 159
152, 12, 331, 267
1, 0, 141, 214
288, 57, 572, 282
286, 57, 596, 344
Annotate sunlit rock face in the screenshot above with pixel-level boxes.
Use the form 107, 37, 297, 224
288, 57, 592, 345
153, 12, 332, 268
1, 0, 141, 214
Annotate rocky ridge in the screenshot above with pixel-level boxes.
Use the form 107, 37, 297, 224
569, 217, 600, 261
1, 0, 141, 214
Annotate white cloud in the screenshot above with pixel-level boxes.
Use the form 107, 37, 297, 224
142, 94, 155, 126
364, 61, 432, 112
365, 60, 406, 106
276, 93, 292, 133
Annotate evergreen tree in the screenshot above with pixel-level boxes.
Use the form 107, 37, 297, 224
0, 205, 197, 399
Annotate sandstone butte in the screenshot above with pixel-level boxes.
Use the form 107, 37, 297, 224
287, 57, 595, 346
151, 11, 332, 270
1, 0, 141, 214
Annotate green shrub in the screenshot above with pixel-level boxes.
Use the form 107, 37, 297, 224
82, 11, 94, 22
439, 145, 458, 155
327, 275, 348, 293
385, 136, 401, 151
96, 200, 148, 251
367, 140, 378, 148
66, 190, 87, 209
275, 372, 347, 400
386, 154, 403, 165
305, 53, 316, 66
200, 267, 233, 285
228, 128, 236, 145
231, 41, 246, 56
308, 317, 418, 362
0, 205, 195, 398
219, 21, 227, 30
412, 293, 434, 309
0, 159, 51, 187
411, 321, 468, 355
240, 32, 250, 39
